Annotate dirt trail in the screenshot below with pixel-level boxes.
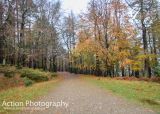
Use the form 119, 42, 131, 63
19, 72, 156, 114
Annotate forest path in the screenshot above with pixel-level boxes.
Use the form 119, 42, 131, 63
19, 72, 156, 114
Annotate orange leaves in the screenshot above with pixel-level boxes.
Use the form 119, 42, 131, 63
120, 58, 133, 68
72, 0, 140, 72
118, 50, 130, 59
75, 38, 101, 54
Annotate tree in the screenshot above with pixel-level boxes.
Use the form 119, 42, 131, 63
0, 0, 62, 73
61, 11, 77, 72
125, 0, 157, 77
0, 1, 5, 64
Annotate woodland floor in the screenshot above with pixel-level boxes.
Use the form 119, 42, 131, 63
19, 72, 157, 114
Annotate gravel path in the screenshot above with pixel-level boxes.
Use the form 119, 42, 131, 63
19, 72, 156, 114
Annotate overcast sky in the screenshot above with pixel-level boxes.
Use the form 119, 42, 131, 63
61, 0, 89, 14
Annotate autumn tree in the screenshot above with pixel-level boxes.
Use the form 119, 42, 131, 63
125, 0, 159, 77
74, 0, 136, 77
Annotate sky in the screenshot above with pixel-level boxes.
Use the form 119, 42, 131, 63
61, 0, 89, 15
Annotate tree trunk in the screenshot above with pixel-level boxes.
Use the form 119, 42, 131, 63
140, 0, 151, 78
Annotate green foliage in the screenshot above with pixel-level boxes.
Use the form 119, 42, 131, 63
16, 64, 23, 69
51, 73, 57, 78
20, 68, 49, 82
131, 61, 143, 71
23, 77, 34, 87
4, 70, 15, 78
155, 65, 160, 77
0, 65, 16, 78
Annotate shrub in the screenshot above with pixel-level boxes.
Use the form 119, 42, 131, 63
23, 77, 34, 87
16, 64, 23, 69
0, 65, 16, 78
26, 74, 48, 82
155, 65, 160, 77
20, 68, 49, 82
51, 73, 57, 78
4, 70, 15, 78
0, 65, 16, 77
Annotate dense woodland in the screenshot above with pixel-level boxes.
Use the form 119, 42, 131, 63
0, 0, 160, 78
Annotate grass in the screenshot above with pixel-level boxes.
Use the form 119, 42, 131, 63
0, 65, 59, 114
0, 66, 57, 91
0, 75, 24, 91
0, 78, 60, 114
82, 75, 160, 113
